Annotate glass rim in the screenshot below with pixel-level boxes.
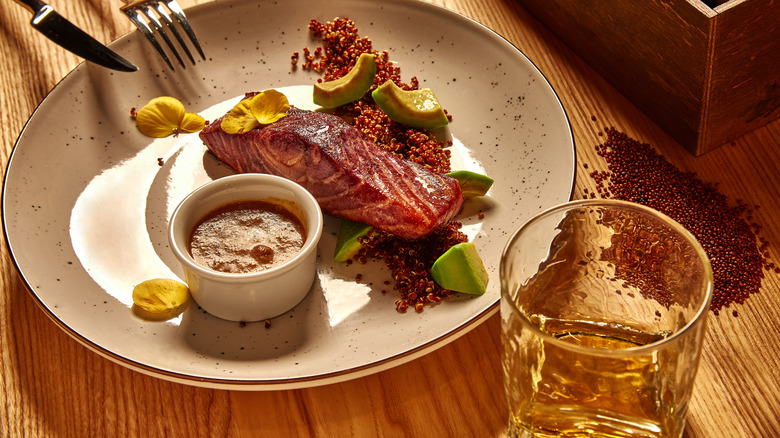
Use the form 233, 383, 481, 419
499, 199, 714, 356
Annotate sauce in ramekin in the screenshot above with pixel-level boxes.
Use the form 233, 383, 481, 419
188, 200, 307, 274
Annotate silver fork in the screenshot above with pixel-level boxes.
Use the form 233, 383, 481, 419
121, 0, 205, 71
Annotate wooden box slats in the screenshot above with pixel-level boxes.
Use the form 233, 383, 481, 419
517, 0, 780, 155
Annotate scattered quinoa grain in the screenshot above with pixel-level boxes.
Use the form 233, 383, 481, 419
590, 128, 774, 315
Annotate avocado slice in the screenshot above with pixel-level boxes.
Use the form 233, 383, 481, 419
313, 53, 377, 108
333, 219, 374, 262
371, 80, 449, 130
430, 242, 489, 295
447, 170, 494, 197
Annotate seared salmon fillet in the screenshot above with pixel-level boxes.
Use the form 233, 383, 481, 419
199, 107, 464, 240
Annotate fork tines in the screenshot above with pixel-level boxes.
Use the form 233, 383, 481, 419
121, 0, 205, 71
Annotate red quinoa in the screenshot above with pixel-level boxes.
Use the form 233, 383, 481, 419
294, 17, 466, 311
356, 222, 466, 312
293, 17, 452, 174
590, 127, 772, 315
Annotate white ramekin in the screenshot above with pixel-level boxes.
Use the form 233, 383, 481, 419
168, 173, 323, 322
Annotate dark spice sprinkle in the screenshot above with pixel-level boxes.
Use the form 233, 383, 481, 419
293, 17, 465, 312
590, 127, 774, 315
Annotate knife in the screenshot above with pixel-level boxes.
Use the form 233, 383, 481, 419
14, 0, 138, 72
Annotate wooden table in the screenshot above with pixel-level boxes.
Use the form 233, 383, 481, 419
1, 0, 778, 436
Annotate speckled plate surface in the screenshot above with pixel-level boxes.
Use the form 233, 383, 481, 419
3, 0, 574, 389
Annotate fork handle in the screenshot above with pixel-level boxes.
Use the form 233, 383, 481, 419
13, 0, 48, 14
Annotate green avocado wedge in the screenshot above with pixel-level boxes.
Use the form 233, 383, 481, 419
430, 242, 489, 295
333, 219, 374, 262
313, 53, 377, 108
371, 80, 449, 130
446, 170, 494, 197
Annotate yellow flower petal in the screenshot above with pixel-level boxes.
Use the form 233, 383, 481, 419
132, 278, 190, 314
220, 97, 259, 134
179, 112, 206, 133
136, 96, 186, 138
249, 89, 290, 124
220, 89, 290, 134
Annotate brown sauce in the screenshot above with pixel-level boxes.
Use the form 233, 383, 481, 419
188, 199, 307, 274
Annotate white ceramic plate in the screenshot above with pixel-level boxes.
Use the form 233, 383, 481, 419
3, 0, 574, 389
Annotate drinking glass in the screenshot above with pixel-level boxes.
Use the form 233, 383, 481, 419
500, 199, 713, 438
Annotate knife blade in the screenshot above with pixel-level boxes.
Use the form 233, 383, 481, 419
15, 0, 138, 72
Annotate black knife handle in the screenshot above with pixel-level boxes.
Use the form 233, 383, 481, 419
13, 0, 48, 14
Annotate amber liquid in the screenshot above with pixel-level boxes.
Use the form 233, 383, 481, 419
504, 318, 682, 438
502, 202, 708, 438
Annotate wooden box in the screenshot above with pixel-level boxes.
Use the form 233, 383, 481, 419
517, 0, 780, 155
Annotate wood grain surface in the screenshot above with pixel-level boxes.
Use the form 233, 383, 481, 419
1, 0, 778, 436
